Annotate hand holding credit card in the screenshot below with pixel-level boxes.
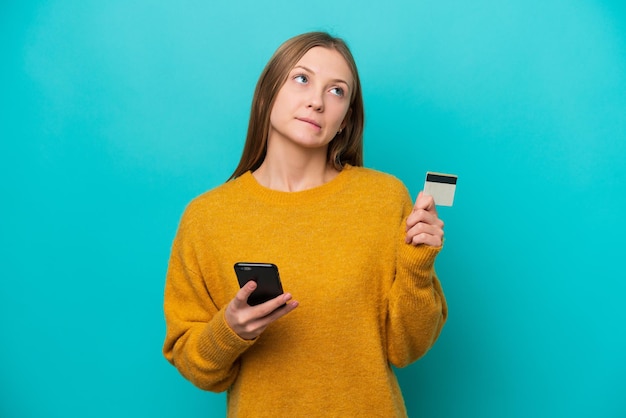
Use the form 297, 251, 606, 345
405, 173, 451, 247
423, 172, 458, 206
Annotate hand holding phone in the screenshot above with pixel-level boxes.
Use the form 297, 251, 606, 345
226, 263, 298, 340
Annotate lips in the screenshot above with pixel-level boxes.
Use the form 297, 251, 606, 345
297, 117, 321, 129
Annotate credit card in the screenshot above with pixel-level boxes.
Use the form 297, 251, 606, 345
423, 172, 457, 206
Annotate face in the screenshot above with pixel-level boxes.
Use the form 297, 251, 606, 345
268, 47, 353, 153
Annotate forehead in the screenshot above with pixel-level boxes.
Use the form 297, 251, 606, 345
293, 47, 353, 85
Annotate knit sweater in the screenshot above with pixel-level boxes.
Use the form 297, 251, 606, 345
163, 165, 447, 417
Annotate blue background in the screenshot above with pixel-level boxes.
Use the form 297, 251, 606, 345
2, 1, 625, 417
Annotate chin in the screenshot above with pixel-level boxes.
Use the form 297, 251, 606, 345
295, 135, 333, 149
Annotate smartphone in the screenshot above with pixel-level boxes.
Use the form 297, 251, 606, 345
233, 262, 284, 306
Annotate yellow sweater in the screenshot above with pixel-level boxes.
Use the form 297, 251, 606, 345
163, 165, 447, 417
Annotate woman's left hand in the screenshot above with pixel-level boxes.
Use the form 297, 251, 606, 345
405, 191, 444, 247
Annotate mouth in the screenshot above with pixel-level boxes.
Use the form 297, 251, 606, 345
297, 117, 321, 130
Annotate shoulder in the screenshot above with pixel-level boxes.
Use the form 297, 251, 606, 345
178, 176, 247, 229
345, 166, 410, 196
340, 166, 414, 220
190, 176, 243, 206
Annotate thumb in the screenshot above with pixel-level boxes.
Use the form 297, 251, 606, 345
415, 190, 435, 211
235, 280, 257, 304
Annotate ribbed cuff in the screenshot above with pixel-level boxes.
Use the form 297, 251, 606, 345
197, 308, 256, 364
397, 243, 442, 286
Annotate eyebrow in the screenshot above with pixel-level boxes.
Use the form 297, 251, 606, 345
293, 65, 351, 88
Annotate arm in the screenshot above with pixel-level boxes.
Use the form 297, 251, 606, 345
162, 211, 298, 391
386, 191, 448, 367
162, 237, 255, 392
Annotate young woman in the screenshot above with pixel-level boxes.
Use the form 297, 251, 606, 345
163, 31, 447, 417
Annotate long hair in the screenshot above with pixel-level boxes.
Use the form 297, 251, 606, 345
228, 32, 365, 180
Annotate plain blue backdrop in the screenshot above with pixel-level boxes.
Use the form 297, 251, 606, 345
2, 0, 625, 417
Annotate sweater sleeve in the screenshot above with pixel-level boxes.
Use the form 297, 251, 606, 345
385, 192, 448, 368
162, 211, 255, 392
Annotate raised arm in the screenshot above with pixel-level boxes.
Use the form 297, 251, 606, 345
386, 191, 448, 367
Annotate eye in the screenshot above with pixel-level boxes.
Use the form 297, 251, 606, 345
294, 74, 308, 84
330, 87, 345, 97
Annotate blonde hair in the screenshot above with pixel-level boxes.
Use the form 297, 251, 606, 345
229, 32, 365, 180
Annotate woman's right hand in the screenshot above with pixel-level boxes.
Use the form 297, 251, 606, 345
225, 281, 298, 340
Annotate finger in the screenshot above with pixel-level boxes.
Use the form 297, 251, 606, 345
262, 297, 299, 322
405, 222, 443, 244
413, 233, 443, 247
415, 191, 436, 212
244, 295, 299, 339
406, 192, 438, 230
406, 208, 443, 231
406, 221, 441, 237
254, 292, 295, 318
408, 229, 444, 247
233, 280, 258, 307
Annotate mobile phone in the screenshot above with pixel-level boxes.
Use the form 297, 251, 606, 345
233, 262, 284, 306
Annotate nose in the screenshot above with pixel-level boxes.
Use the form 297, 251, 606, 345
307, 89, 324, 112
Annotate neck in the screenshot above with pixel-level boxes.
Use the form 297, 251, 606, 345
253, 144, 339, 192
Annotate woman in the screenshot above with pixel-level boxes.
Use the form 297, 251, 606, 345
163, 31, 447, 417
